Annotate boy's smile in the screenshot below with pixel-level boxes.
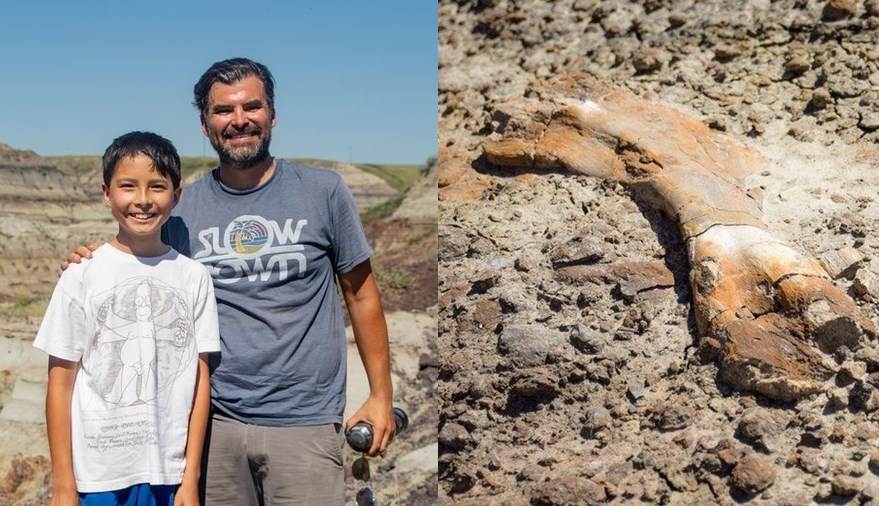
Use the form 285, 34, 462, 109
102, 154, 181, 256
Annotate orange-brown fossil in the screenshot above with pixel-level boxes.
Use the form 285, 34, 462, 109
481, 74, 875, 402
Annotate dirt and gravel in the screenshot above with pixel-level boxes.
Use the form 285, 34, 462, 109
439, 1, 879, 504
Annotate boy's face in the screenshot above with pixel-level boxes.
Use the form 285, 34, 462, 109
102, 154, 181, 246
201, 75, 276, 164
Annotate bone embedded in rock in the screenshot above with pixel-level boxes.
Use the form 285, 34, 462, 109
477, 73, 876, 402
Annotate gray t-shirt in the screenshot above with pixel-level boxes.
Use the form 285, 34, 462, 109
163, 159, 372, 426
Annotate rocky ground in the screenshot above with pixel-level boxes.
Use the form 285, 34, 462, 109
0, 148, 437, 505
439, 1, 879, 504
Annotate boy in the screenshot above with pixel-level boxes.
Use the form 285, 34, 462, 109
35, 131, 220, 506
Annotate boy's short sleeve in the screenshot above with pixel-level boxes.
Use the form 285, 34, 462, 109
33, 277, 88, 362
192, 267, 221, 354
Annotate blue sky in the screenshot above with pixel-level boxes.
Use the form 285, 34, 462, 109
1, 2, 437, 165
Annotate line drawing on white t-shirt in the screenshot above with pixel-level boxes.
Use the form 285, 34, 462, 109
87, 277, 195, 410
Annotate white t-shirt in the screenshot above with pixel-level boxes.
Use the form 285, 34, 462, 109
34, 244, 221, 493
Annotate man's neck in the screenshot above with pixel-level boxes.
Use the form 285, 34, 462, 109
218, 156, 277, 190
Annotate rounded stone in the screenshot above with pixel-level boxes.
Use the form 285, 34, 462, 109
731, 455, 776, 495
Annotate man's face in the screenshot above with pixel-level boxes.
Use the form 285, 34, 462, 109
201, 75, 276, 166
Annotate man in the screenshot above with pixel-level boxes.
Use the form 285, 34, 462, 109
67, 58, 395, 505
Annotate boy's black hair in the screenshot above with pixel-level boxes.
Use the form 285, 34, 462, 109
192, 57, 275, 122
102, 131, 181, 189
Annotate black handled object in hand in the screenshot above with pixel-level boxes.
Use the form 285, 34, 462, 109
346, 407, 409, 452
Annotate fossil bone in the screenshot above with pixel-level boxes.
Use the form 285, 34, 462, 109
481, 74, 875, 402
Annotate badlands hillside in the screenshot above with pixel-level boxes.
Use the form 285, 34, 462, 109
0, 144, 437, 505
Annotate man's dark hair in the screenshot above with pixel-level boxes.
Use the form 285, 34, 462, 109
192, 57, 276, 121
102, 131, 182, 189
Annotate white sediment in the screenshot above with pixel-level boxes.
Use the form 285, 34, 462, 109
688, 224, 825, 281
688, 224, 780, 257
563, 98, 604, 124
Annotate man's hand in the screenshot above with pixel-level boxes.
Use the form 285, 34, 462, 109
345, 395, 395, 457
58, 244, 99, 275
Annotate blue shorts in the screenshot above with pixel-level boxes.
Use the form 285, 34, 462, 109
79, 483, 176, 506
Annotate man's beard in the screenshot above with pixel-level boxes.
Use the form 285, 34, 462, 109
211, 126, 272, 168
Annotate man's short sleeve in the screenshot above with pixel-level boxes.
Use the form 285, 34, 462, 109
330, 177, 373, 274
